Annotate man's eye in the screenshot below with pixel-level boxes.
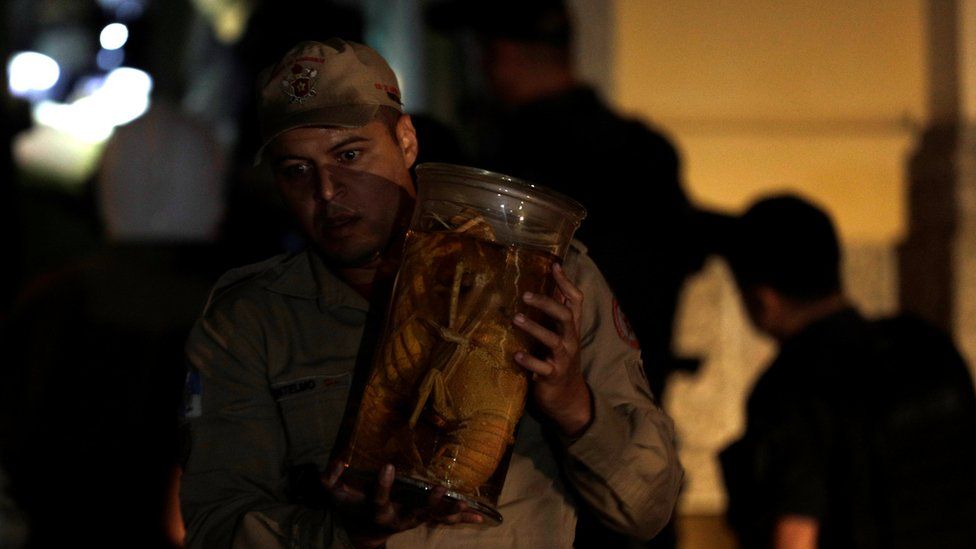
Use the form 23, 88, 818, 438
282, 163, 313, 179
337, 150, 360, 162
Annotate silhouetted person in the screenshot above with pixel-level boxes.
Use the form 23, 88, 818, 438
427, 2, 731, 546
719, 194, 976, 548
0, 69, 229, 546
429, 0, 727, 403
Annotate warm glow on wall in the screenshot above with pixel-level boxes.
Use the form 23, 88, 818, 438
612, 0, 926, 244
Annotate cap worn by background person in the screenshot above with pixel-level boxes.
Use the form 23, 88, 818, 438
255, 38, 403, 163
425, 0, 572, 46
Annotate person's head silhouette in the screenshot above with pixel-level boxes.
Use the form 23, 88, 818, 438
726, 194, 846, 341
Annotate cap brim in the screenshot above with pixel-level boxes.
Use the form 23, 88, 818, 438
253, 104, 380, 166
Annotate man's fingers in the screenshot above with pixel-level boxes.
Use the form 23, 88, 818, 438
323, 461, 366, 504
324, 461, 345, 488
513, 308, 578, 366
372, 464, 397, 525
515, 351, 556, 378
460, 512, 485, 524
513, 312, 562, 349
522, 292, 573, 325
425, 485, 464, 518
373, 464, 394, 507
435, 510, 485, 526
552, 263, 582, 301
426, 485, 448, 508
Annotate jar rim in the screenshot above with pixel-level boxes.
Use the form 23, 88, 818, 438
415, 162, 587, 223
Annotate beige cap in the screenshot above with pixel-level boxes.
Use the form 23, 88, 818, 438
255, 38, 403, 163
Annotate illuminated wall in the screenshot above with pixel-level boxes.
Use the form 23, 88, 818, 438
606, 0, 927, 515
613, 0, 925, 244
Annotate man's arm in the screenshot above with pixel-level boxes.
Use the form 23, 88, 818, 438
721, 365, 832, 547
180, 297, 353, 548
514, 248, 683, 541
181, 280, 482, 548
774, 515, 819, 549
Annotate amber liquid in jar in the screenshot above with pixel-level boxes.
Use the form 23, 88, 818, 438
344, 228, 557, 509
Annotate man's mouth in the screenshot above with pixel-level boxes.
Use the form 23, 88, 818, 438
320, 213, 359, 229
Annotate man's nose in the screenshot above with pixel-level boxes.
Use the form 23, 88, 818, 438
316, 169, 341, 201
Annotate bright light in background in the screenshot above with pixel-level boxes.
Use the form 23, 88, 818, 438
15, 66, 154, 183
13, 0, 150, 185
191, 0, 252, 43
33, 100, 114, 143
99, 67, 153, 124
99, 23, 129, 50
97, 48, 125, 71
7, 51, 61, 96
30, 67, 153, 143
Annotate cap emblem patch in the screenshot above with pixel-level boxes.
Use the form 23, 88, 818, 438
281, 63, 318, 103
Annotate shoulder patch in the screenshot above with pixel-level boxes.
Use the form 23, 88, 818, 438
612, 298, 641, 350
181, 368, 203, 420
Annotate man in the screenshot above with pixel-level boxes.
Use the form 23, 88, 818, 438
720, 195, 976, 548
179, 38, 682, 548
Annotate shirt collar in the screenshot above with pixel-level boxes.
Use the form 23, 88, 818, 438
265, 248, 370, 312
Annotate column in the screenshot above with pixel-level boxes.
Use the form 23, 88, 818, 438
900, 0, 976, 368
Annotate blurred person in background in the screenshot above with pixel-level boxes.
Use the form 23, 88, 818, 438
428, 0, 726, 398
0, 4, 228, 544
720, 194, 976, 548
0, 105, 227, 547
426, 1, 733, 546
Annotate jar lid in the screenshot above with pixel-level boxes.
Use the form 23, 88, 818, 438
414, 163, 587, 225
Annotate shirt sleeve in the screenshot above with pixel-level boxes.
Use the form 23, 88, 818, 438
179, 290, 354, 548
756, 386, 831, 520
720, 371, 831, 546
558, 248, 684, 541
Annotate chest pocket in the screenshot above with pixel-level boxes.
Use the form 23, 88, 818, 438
274, 373, 352, 467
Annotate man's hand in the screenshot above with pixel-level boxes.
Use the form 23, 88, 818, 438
323, 462, 483, 548
513, 262, 593, 438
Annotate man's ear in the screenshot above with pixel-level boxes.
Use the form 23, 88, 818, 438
753, 285, 786, 338
395, 114, 419, 169
755, 286, 780, 314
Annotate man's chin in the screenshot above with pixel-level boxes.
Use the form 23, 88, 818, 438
314, 244, 383, 270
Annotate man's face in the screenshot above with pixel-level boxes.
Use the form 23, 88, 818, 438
267, 117, 418, 268
742, 285, 789, 341
483, 39, 522, 106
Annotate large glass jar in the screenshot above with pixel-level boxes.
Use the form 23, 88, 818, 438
339, 163, 586, 523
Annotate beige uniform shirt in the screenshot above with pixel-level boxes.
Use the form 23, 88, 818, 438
180, 242, 682, 548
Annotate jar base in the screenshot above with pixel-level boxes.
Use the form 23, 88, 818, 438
394, 475, 503, 525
